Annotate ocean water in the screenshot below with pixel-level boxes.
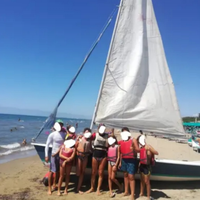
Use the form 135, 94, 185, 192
0, 113, 92, 164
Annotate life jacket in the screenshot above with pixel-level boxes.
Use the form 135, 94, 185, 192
151, 154, 155, 166
107, 145, 118, 162
77, 137, 91, 155
120, 139, 135, 159
140, 147, 155, 166
60, 146, 73, 162
94, 132, 108, 150
42, 172, 56, 187
140, 147, 148, 164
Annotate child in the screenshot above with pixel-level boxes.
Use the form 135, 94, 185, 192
138, 135, 158, 200
107, 136, 123, 197
65, 125, 76, 140
75, 128, 92, 194
118, 127, 140, 200
57, 139, 76, 196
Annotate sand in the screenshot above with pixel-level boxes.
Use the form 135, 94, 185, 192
1, 135, 200, 200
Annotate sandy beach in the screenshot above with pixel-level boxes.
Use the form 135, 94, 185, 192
1, 135, 200, 200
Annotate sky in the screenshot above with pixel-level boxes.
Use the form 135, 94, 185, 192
0, 0, 200, 119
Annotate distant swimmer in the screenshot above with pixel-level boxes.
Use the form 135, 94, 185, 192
21, 139, 27, 146
76, 123, 78, 129
18, 118, 21, 121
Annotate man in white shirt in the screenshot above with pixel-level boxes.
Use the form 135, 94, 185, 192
45, 119, 66, 195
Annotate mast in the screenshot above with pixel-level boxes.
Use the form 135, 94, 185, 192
90, 0, 124, 130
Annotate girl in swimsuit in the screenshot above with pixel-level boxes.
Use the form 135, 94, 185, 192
86, 124, 112, 195
107, 136, 123, 197
57, 139, 76, 196
75, 128, 92, 194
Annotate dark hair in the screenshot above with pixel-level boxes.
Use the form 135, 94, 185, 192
83, 127, 91, 133
98, 124, 105, 129
66, 125, 72, 131
66, 125, 75, 134
121, 127, 130, 132
139, 130, 143, 135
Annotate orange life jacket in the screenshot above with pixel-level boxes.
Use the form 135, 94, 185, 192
120, 139, 134, 159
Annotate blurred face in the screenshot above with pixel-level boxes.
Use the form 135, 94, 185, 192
98, 125, 106, 135
83, 129, 92, 139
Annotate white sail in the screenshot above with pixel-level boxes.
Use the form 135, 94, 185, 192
93, 0, 184, 135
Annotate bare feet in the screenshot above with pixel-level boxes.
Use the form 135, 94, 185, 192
139, 193, 144, 197
96, 190, 102, 196
47, 190, 52, 195
110, 192, 116, 198
57, 191, 61, 196
130, 196, 135, 200
78, 190, 84, 194
64, 190, 68, 195
123, 192, 130, 196
86, 188, 95, 194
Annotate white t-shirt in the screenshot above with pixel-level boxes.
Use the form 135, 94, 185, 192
45, 131, 66, 157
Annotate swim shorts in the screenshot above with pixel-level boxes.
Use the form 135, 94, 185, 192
50, 154, 60, 173
120, 158, 138, 175
140, 164, 152, 175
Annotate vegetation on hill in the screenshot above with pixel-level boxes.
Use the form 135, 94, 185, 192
182, 117, 200, 122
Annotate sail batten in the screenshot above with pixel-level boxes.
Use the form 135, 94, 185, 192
93, 0, 184, 135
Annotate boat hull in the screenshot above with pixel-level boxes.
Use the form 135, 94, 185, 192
32, 143, 200, 181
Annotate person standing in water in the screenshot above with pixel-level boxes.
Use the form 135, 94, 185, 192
75, 128, 92, 194
86, 124, 111, 195
107, 136, 123, 197
118, 127, 140, 200
138, 135, 158, 200
45, 119, 66, 195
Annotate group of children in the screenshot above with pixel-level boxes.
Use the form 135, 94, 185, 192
45, 121, 158, 200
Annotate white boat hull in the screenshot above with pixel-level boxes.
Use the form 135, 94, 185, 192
32, 143, 200, 181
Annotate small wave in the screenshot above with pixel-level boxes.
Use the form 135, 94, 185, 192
0, 142, 21, 149
19, 120, 24, 122
20, 126, 25, 128
0, 145, 34, 157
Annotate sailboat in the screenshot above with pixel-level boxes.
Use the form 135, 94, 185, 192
32, 0, 200, 181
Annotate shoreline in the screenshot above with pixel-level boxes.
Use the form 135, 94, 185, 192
0, 149, 36, 164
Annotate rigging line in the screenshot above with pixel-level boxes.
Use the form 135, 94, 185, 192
90, 1, 124, 130
32, 7, 118, 142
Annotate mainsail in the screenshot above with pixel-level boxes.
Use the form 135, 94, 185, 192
93, 0, 184, 135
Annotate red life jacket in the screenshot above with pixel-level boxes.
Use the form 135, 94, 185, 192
120, 139, 134, 159
140, 147, 148, 164
140, 147, 155, 166
42, 172, 56, 186
107, 145, 118, 162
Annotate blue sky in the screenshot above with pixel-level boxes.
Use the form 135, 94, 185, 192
0, 0, 200, 118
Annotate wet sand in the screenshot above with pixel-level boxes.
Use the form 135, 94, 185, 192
1, 135, 200, 200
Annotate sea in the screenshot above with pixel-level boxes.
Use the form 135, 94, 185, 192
0, 113, 92, 164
